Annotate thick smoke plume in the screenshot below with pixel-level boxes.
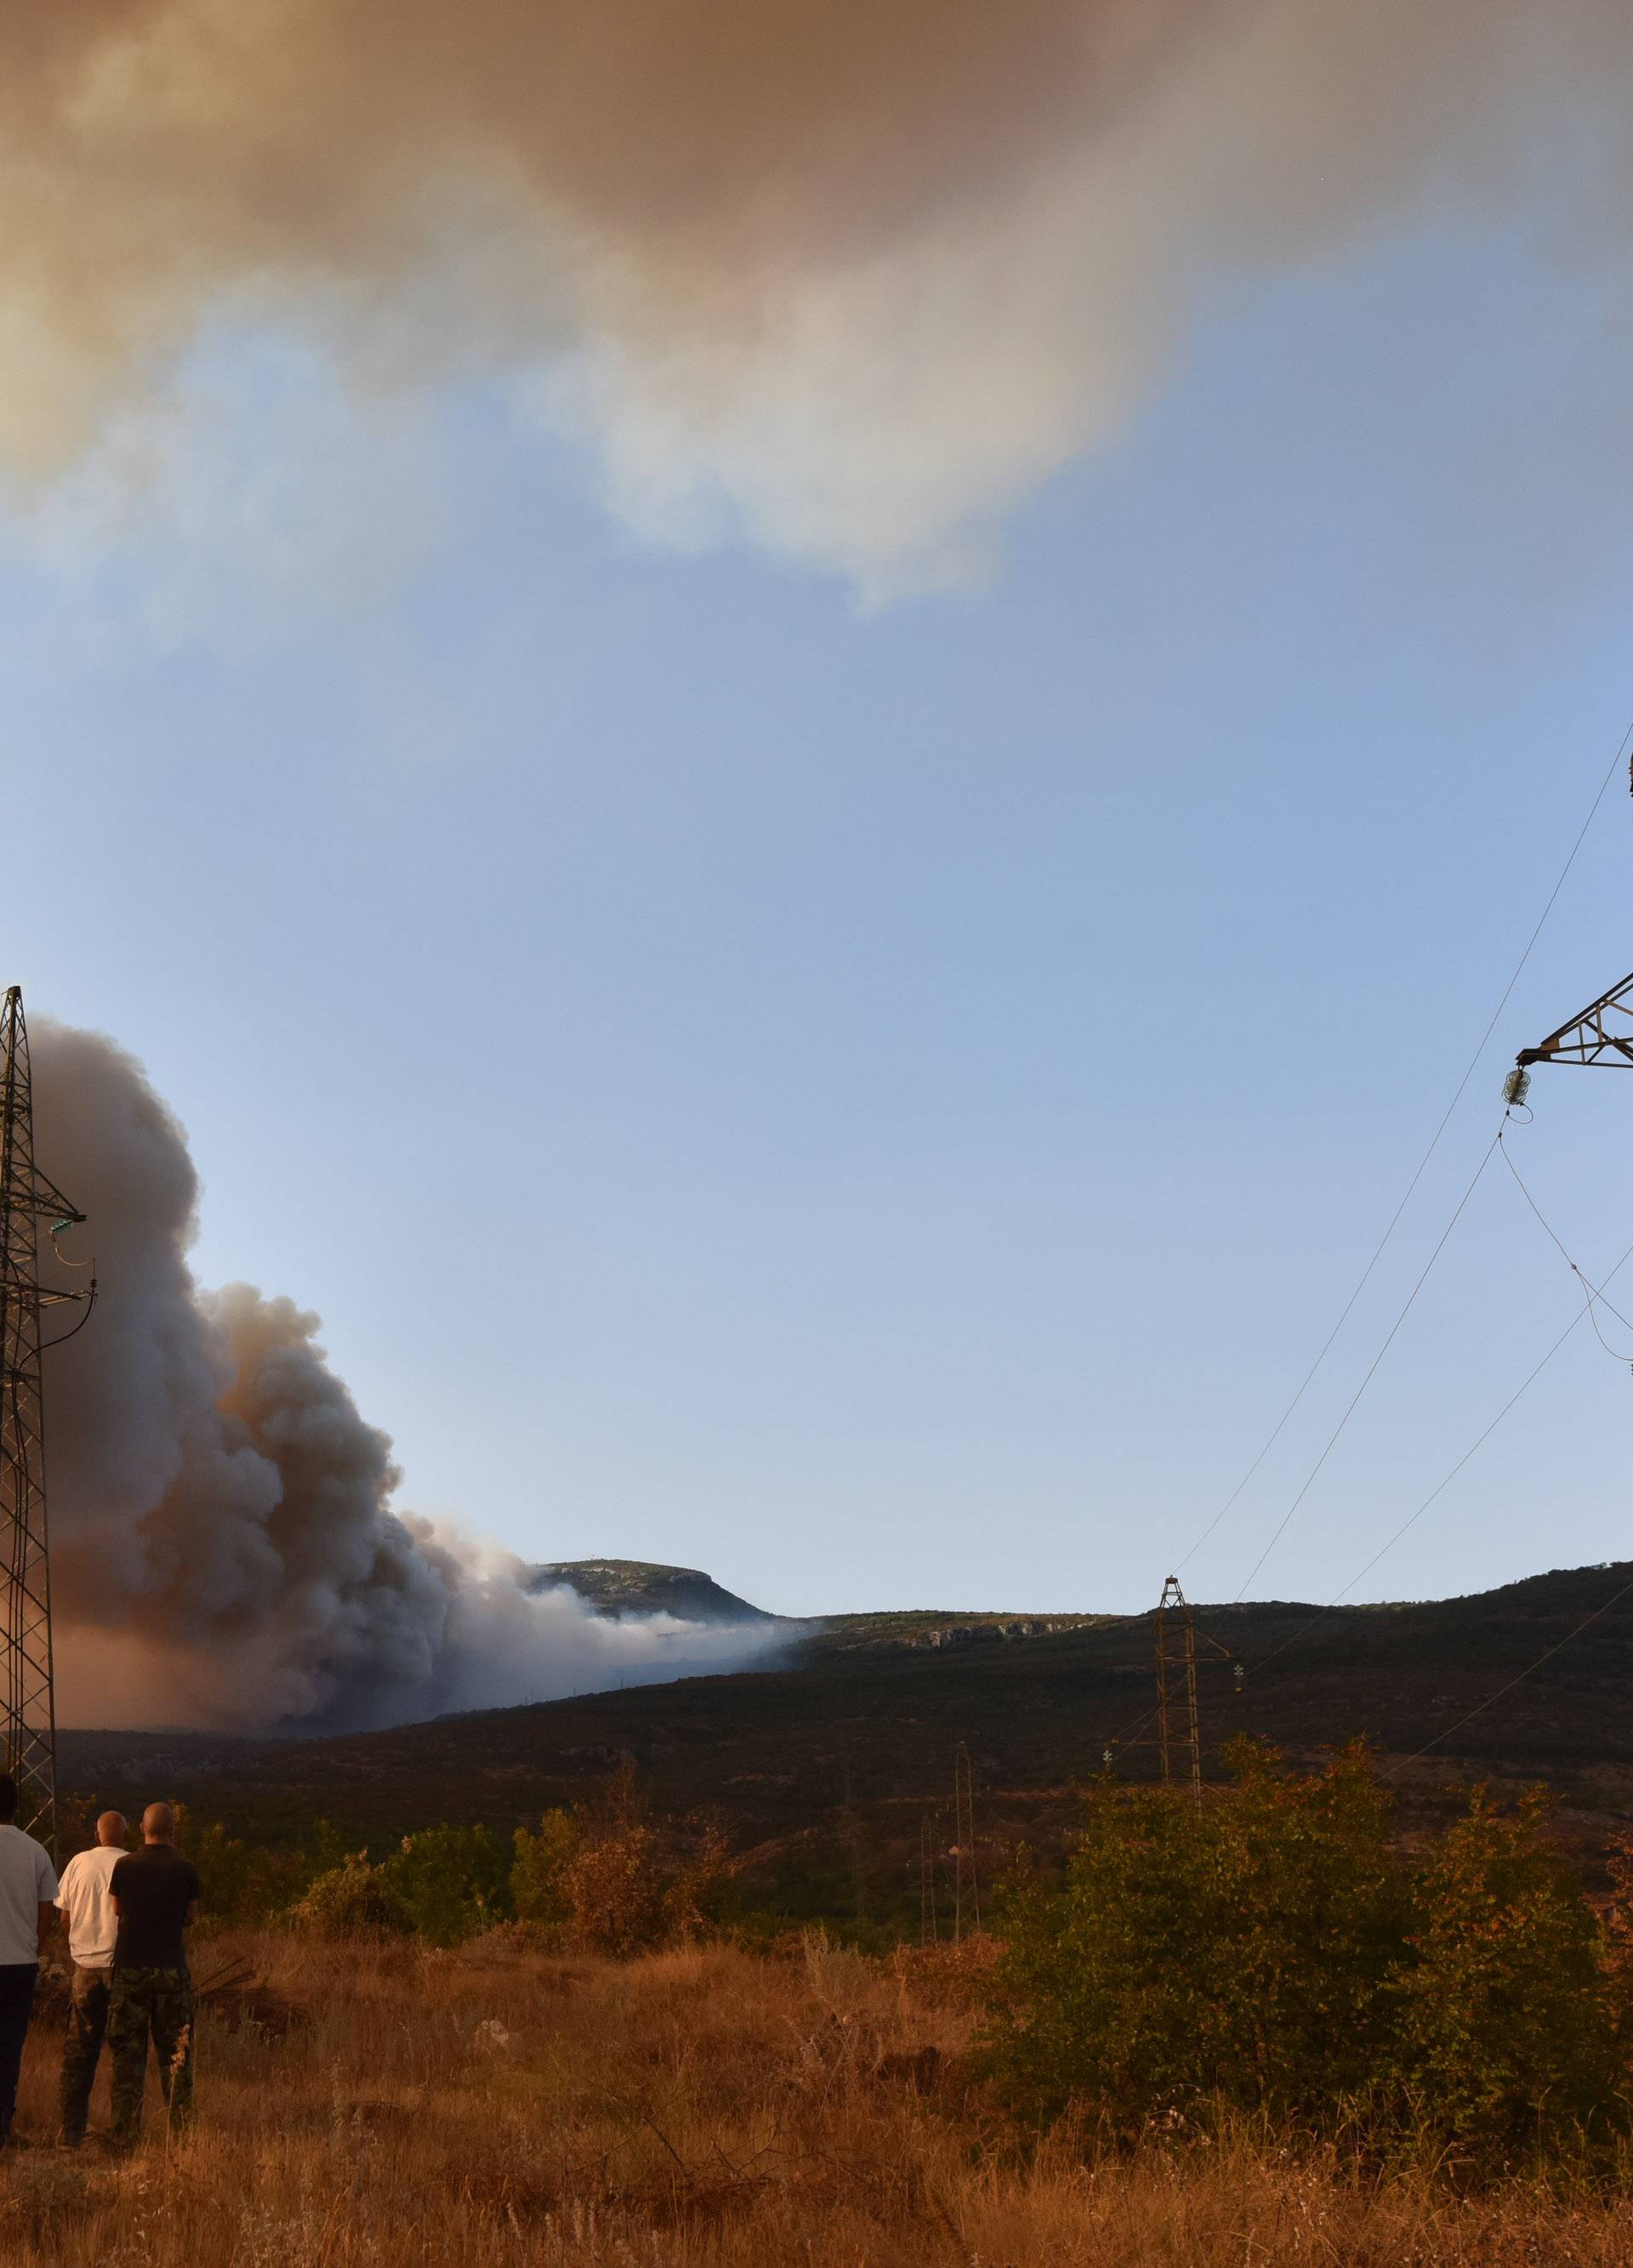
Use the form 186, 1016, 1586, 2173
5, 1, 1630, 586
31, 1020, 781, 1731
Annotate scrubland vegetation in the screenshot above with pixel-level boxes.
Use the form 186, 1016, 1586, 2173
7, 1747, 1633, 2263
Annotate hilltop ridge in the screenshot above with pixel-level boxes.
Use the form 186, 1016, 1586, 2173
524, 1558, 774, 1624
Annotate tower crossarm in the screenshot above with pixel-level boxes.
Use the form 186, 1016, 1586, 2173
1516, 968, 1633, 1070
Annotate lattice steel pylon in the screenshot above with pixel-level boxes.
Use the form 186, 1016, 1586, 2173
1152, 1577, 1242, 1805
0, 987, 93, 1857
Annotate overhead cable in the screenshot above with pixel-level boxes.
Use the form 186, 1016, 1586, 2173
1231, 1128, 1502, 1600
1498, 1126, 1633, 1360
1243, 1229, 1633, 1680
1174, 717, 1633, 1581
1390, 1566, 1633, 1775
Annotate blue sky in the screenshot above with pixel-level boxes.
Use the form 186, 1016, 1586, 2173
8, 208, 1633, 1623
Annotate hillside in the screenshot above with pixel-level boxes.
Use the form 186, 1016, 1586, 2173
57, 1560, 1633, 1927
524, 1558, 774, 1623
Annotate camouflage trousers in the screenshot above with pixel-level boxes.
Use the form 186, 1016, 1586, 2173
108, 1967, 193, 2146
59, 1964, 112, 2146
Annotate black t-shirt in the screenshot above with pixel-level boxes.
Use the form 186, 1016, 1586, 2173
109, 1845, 201, 1970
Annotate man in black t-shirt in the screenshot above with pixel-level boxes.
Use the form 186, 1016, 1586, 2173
107, 1804, 201, 2148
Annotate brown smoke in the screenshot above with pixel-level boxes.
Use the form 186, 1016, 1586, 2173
31, 1019, 779, 1730
4, 2, 1631, 580
0, 0, 1204, 454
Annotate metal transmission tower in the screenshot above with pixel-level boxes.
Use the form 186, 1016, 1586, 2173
1149, 1577, 1243, 1804
0, 987, 94, 1855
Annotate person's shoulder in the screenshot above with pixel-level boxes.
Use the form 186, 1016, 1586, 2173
0, 1823, 48, 1868
109, 1850, 134, 1886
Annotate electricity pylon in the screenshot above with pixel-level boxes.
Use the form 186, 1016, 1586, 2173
1107, 1577, 1243, 1805
0, 987, 94, 1856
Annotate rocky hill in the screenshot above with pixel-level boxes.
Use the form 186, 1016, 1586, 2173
524, 1558, 774, 1623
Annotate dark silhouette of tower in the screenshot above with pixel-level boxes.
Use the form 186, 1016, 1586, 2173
0, 987, 93, 1855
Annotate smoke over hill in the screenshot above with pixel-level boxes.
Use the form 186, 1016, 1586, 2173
5, 2, 1630, 584
29, 1018, 782, 1731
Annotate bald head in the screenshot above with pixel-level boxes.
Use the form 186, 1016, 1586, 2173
95, 1811, 127, 1847
141, 1803, 176, 1845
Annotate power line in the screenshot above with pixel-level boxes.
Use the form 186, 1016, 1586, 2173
1243, 1231, 1633, 1680
1499, 1126, 1633, 1357
1118, 721, 1633, 1776
1390, 1566, 1633, 1775
1173, 719, 1633, 1580
1232, 1128, 1502, 1600
1107, 1211, 1630, 1773
1107, 1134, 1596, 1769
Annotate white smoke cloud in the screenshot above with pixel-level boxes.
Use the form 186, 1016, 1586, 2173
30, 1018, 783, 1731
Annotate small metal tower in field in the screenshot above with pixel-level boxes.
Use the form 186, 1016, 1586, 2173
0, 987, 93, 1854
1152, 1577, 1243, 1805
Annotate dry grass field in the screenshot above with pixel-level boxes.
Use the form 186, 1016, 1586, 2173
1, 1929, 1630, 2265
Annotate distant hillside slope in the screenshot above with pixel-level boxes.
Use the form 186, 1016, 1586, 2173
524, 1558, 773, 1623
60, 1561, 1633, 1924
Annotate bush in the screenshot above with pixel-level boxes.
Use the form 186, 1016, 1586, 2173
511, 1810, 578, 1928
175, 1815, 261, 1926
983, 1745, 1630, 2163
386, 1824, 512, 1947
984, 1742, 1408, 2129
156, 1771, 731, 1960
291, 1855, 413, 1940
1390, 1790, 1615, 2151
661, 1817, 733, 1943
561, 1800, 666, 1956
511, 1784, 731, 1953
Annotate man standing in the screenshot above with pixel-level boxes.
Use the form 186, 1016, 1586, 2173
55, 1811, 128, 2147
0, 1771, 57, 2146
108, 1804, 200, 2150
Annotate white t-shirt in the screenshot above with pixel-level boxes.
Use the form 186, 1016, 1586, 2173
55, 1845, 122, 1969
0, 1823, 57, 1965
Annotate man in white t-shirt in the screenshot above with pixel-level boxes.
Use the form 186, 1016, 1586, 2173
0, 1771, 58, 2146
55, 1810, 128, 2149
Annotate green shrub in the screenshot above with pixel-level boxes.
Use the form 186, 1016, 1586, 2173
385, 1824, 512, 1947
290, 1855, 413, 1940
1390, 1790, 1616, 2151
984, 1742, 1408, 2128
511, 1810, 578, 1928
983, 1745, 1633, 2163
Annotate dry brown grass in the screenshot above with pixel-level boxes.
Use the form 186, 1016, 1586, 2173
1, 1929, 1630, 2264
